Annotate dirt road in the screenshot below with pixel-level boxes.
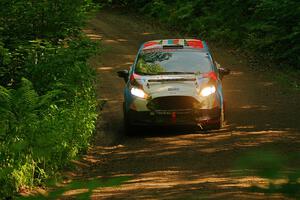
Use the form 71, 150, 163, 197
64, 9, 300, 199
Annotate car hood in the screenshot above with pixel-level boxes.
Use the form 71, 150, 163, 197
134, 74, 212, 99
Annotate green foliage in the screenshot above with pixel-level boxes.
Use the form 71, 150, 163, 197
235, 150, 300, 198
0, 0, 97, 44
0, 0, 98, 87
0, 0, 100, 198
0, 75, 97, 198
105, 0, 300, 69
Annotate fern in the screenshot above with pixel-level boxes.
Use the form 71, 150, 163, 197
0, 85, 13, 121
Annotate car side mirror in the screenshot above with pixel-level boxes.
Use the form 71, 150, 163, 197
117, 70, 129, 83
218, 67, 230, 79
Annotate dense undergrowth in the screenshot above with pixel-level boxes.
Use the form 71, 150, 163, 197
0, 0, 100, 198
101, 0, 300, 70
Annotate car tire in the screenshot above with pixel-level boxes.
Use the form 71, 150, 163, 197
204, 106, 224, 130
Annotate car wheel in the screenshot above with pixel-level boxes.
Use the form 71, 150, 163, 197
204, 106, 224, 130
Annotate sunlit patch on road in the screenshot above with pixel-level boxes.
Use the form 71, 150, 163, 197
104, 39, 119, 44
141, 32, 155, 35
83, 29, 103, 40
229, 71, 244, 76
117, 38, 128, 42
240, 105, 269, 111
97, 66, 113, 71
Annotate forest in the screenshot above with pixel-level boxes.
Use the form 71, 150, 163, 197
103, 0, 300, 69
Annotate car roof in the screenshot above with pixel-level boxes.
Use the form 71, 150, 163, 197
141, 39, 209, 52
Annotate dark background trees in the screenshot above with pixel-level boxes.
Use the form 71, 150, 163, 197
101, 0, 300, 69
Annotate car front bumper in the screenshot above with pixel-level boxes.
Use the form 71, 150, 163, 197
127, 107, 221, 126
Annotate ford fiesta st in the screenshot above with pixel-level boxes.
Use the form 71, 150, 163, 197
117, 39, 230, 134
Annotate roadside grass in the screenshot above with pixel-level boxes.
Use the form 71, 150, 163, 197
17, 176, 132, 200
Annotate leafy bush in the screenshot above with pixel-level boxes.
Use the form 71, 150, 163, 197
0, 0, 99, 88
0, 40, 99, 198
0, 0, 100, 198
0, 0, 96, 45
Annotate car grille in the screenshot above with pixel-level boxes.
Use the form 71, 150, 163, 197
147, 96, 201, 111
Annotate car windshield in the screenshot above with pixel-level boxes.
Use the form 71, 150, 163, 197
135, 49, 213, 75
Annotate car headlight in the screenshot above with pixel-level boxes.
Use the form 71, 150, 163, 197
131, 87, 147, 99
200, 86, 216, 97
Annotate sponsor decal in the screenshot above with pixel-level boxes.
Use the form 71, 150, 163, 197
143, 41, 160, 48
187, 40, 204, 48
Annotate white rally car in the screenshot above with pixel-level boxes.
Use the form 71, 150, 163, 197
117, 39, 230, 134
